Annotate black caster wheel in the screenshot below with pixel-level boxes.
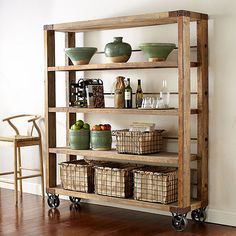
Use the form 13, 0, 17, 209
172, 214, 188, 232
47, 193, 60, 209
69, 196, 81, 205
191, 208, 207, 223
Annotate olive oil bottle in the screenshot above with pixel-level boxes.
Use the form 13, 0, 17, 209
135, 79, 143, 108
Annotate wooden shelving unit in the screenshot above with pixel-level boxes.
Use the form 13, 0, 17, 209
44, 10, 208, 231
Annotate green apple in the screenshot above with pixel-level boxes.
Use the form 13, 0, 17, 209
71, 124, 80, 130
76, 119, 84, 129
83, 123, 90, 130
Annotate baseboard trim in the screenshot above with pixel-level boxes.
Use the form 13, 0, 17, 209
0, 178, 43, 196
1, 181, 235, 227
206, 208, 236, 227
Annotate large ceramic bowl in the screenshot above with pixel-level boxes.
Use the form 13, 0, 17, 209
139, 43, 176, 62
65, 47, 97, 65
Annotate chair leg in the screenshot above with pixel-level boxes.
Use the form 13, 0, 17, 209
14, 142, 18, 206
39, 140, 44, 198
17, 147, 23, 196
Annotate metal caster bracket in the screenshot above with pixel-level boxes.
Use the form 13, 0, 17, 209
171, 213, 188, 232
47, 193, 60, 209
69, 196, 81, 205
191, 207, 207, 223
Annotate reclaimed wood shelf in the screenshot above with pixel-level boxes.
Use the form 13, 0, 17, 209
44, 10, 208, 32
48, 107, 199, 115
44, 10, 208, 231
49, 147, 198, 165
47, 186, 202, 212
48, 61, 199, 72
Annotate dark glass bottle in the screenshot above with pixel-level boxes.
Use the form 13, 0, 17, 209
124, 78, 132, 108
135, 79, 143, 108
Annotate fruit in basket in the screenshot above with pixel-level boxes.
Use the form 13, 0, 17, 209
75, 119, 84, 128
69, 120, 90, 150
100, 125, 106, 131
82, 123, 90, 130
91, 124, 111, 131
70, 124, 81, 130
91, 124, 112, 150
91, 125, 101, 131
71, 120, 90, 130
104, 124, 111, 130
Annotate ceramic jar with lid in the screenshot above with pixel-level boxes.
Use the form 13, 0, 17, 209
104, 37, 132, 63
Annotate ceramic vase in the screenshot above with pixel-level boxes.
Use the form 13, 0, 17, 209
104, 37, 132, 63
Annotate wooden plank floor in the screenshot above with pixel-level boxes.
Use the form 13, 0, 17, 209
0, 188, 236, 236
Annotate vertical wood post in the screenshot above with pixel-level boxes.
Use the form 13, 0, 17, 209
44, 29, 56, 189
65, 32, 76, 161
197, 19, 209, 206
178, 16, 191, 208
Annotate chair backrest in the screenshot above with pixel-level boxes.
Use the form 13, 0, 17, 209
2, 114, 41, 137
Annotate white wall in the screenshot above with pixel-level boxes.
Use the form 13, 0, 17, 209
0, 0, 236, 226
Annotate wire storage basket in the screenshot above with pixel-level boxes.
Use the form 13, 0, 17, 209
115, 130, 164, 155
94, 162, 137, 198
133, 166, 178, 204
59, 160, 94, 193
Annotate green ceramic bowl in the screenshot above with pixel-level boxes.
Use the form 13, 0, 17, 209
65, 47, 97, 65
139, 43, 176, 62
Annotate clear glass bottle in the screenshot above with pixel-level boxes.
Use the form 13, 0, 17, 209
160, 80, 170, 108
124, 78, 132, 108
135, 79, 143, 108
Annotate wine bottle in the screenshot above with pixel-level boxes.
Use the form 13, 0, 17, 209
160, 80, 170, 108
125, 78, 132, 108
135, 79, 143, 108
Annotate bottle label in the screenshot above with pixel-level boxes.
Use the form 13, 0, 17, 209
125, 91, 131, 100
136, 98, 143, 108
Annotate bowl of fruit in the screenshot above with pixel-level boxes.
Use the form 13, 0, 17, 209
91, 124, 112, 151
69, 120, 90, 150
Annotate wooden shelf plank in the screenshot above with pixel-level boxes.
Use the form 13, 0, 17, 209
48, 107, 198, 115
47, 186, 202, 212
44, 11, 208, 32
48, 147, 198, 164
47, 61, 199, 72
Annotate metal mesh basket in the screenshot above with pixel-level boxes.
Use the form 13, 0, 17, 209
59, 160, 94, 193
94, 162, 136, 198
115, 130, 164, 155
133, 166, 178, 204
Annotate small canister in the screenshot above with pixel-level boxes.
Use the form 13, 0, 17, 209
69, 129, 90, 150
90, 131, 112, 150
